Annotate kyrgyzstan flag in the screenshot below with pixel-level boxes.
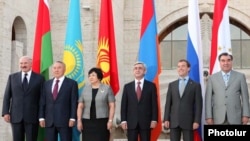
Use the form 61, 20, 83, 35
210, 0, 232, 75
32, 0, 53, 141
97, 0, 119, 95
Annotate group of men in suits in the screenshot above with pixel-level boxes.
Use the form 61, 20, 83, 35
163, 52, 250, 141
2, 56, 78, 141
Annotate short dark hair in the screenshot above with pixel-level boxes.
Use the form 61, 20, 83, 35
178, 59, 191, 68
88, 67, 103, 80
218, 52, 233, 61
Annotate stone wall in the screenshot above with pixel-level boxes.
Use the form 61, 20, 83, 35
1, 0, 250, 140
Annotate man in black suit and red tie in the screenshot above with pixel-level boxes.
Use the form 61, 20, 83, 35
121, 61, 158, 141
2, 56, 45, 141
39, 61, 78, 141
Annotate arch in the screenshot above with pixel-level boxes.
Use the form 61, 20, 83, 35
11, 16, 27, 72
157, 4, 250, 41
12, 16, 27, 44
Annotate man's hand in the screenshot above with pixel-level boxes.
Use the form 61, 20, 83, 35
242, 116, 249, 125
164, 121, 170, 129
150, 121, 157, 128
121, 122, 127, 130
3, 114, 10, 123
206, 118, 214, 125
39, 120, 45, 128
69, 120, 75, 127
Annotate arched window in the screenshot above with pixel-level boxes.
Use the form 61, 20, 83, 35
160, 18, 250, 70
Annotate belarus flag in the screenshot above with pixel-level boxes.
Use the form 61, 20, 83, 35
32, 0, 53, 140
210, 0, 232, 75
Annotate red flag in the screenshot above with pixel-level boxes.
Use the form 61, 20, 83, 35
32, 0, 53, 140
210, 0, 232, 75
194, 130, 202, 141
97, 0, 119, 95
139, 0, 162, 140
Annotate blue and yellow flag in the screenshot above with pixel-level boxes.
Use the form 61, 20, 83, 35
63, 0, 84, 141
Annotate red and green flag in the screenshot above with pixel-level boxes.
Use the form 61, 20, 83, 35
32, 0, 53, 140
33, 0, 53, 80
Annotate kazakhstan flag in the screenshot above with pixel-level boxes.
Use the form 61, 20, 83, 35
63, 0, 84, 141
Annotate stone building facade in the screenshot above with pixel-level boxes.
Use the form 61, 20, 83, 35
1, 0, 250, 140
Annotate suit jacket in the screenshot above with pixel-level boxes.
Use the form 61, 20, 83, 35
121, 79, 158, 129
2, 71, 45, 123
163, 78, 202, 130
205, 70, 250, 124
79, 83, 115, 119
39, 77, 78, 127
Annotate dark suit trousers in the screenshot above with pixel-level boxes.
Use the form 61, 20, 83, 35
45, 126, 72, 141
170, 127, 193, 141
11, 121, 38, 141
127, 124, 151, 141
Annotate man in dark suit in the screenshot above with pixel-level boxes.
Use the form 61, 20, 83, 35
39, 61, 78, 141
2, 56, 45, 141
163, 59, 202, 141
121, 61, 158, 141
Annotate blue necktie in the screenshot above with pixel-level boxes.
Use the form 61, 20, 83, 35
224, 74, 229, 86
179, 79, 186, 97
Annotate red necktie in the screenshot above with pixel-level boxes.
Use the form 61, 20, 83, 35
136, 81, 141, 100
53, 80, 60, 100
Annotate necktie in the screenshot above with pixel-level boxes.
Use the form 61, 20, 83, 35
136, 81, 142, 100
53, 80, 60, 100
22, 73, 28, 91
224, 74, 229, 86
179, 78, 186, 97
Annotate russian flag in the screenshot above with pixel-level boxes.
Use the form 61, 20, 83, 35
186, 0, 205, 140
138, 0, 162, 140
210, 0, 232, 75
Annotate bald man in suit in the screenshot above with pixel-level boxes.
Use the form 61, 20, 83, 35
205, 52, 250, 125
2, 56, 45, 141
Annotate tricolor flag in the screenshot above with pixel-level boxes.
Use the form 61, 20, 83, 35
32, 0, 53, 140
63, 0, 85, 141
186, 0, 205, 140
97, 0, 120, 95
138, 0, 162, 140
210, 0, 232, 75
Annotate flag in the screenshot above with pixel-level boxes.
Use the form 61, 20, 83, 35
210, 0, 232, 75
63, 0, 84, 141
138, 0, 162, 140
97, 0, 119, 95
32, 0, 53, 140
186, 0, 205, 140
